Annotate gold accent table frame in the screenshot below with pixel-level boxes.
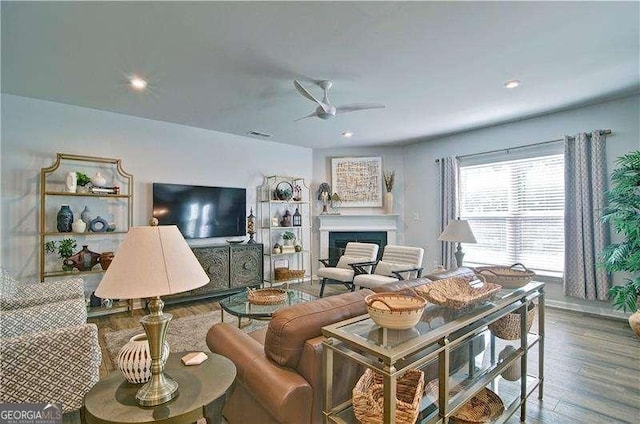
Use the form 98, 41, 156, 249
331, 157, 383, 207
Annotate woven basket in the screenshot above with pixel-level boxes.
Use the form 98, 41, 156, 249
353, 368, 424, 424
424, 379, 504, 423
247, 288, 287, 305
365, 292, 427, 330
414, 276, 501, 310
273, 259, 305, 281
474, 263, 535, 289
488, 303, 536, 340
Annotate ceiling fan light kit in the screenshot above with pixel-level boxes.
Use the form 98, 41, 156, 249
293, 80, 385, 121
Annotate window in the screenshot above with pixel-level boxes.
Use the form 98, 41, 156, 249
459, 153, 564, 278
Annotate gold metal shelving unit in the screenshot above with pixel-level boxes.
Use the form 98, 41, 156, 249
258, 175, 313, 287
40, 153, 134, 316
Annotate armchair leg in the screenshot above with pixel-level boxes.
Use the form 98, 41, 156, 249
319, 278, 327, 298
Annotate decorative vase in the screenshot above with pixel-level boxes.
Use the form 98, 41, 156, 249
99, 252, 115, 270
89, 216, 108, 232
80, 206, 94, 226
384, 192, 394, 214
56, 205, 73, 232
629, 309, 640, 337
498, 345, 521, 381
283, 238, 294, 247
281, 210, 292, 227
91, 172, 107, 187
117, 334, 170, 384
72, 218, 86, 233
65, 172, 77, 193
66, 245, 101, 271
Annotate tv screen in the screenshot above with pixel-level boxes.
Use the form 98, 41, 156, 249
153, 183, 246, 239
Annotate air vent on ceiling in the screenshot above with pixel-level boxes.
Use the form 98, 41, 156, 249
247, 130, 272, 138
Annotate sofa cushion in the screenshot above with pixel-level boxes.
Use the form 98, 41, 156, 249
264, 289, 372, 369
316, 267, 354, 282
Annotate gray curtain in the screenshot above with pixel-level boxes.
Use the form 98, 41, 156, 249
564, 131, 611, 300
439, 156, 459, 269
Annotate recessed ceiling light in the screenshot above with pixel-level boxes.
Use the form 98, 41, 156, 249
342, 131, 354, 138
129, 76, 147, 91
504, 80, 521, 89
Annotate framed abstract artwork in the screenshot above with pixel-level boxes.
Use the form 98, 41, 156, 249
331, 156, 383, 207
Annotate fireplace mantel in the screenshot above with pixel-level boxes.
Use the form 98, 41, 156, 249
318, 214, 399, 259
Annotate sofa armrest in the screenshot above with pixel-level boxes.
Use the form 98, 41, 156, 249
0, 298, 87, 338
207, 323, 313, 423
0, 324, 101, 412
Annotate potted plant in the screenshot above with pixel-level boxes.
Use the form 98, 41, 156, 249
383, 170, 395, 214
76, 171, 91, 192
45, 238, 77, 271
282, 231, 296, 246
601, 150, 640, 336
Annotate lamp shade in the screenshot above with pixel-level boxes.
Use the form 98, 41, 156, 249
95, 225, 209, 299
438, 219, 477, 243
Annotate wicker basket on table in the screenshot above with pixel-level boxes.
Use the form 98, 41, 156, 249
414, 276, 501, 310
488, 302, 536, 340
352, 368, 424, 424
247, 288, 287, 305
474, 263, 535, 289
273, 259, 305, 281
365, 292, 427, 330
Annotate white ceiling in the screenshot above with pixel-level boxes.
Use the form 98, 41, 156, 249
2, 1, 639, 149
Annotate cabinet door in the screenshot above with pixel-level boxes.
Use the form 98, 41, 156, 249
230, 245, 262, 288
192, 246, 230, 292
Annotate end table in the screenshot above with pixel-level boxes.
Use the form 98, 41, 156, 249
82, 352, 236, 424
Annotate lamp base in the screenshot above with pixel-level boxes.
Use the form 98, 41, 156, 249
136, 371, 178, 406
137, 298, 177, 407
454, 243, 465, 268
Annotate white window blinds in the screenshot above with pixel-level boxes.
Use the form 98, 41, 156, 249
459, 153, 564, 277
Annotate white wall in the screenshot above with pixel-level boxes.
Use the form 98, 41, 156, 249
1, 94, 312, 289
403, 94, 640, 305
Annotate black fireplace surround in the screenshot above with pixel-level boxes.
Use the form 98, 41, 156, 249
327, 231, 387, 266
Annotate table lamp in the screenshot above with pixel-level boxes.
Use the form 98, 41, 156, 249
438, 219, 477, 268
95, 220, 209, 406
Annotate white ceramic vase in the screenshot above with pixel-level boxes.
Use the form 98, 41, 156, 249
91, 172, 107, 188
117, 333, 170, 384
384, 192, 394, 214
72, 218, 87, 233
65, 172, 77, 193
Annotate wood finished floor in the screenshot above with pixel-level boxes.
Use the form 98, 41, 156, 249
88, 284, 640, 424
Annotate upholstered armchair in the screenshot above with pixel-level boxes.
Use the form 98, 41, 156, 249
0, 270, 101, 413
353, 245, 425, 290
317, 242, 379, 297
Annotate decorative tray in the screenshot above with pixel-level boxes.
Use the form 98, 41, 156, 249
424, 379, 504, 423
414, 276, 501, 310
247, 288, 287, 305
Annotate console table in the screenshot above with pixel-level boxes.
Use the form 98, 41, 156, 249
321, 282, 545, 423
164, 243, 263, 304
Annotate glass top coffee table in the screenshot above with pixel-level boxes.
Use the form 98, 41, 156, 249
219, 288, 316, 327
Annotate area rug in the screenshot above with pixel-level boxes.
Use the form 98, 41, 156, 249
103, 310, 267, 364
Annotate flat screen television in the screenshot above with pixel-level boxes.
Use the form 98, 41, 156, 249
153, 183, 246, 239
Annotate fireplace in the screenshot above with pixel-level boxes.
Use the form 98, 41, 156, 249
328, 231, 387, 266
318, 214, 399, 263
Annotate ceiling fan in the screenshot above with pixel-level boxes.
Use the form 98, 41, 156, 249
293, 80, 385, 121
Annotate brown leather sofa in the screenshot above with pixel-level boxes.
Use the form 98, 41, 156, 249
207, 268, 477, 424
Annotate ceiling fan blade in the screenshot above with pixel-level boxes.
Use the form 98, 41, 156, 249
294, 80, 330, 113
336, 103, 386, 114
294, 111, 320, 122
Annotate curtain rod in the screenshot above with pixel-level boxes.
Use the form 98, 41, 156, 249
435, 129, 612, 163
